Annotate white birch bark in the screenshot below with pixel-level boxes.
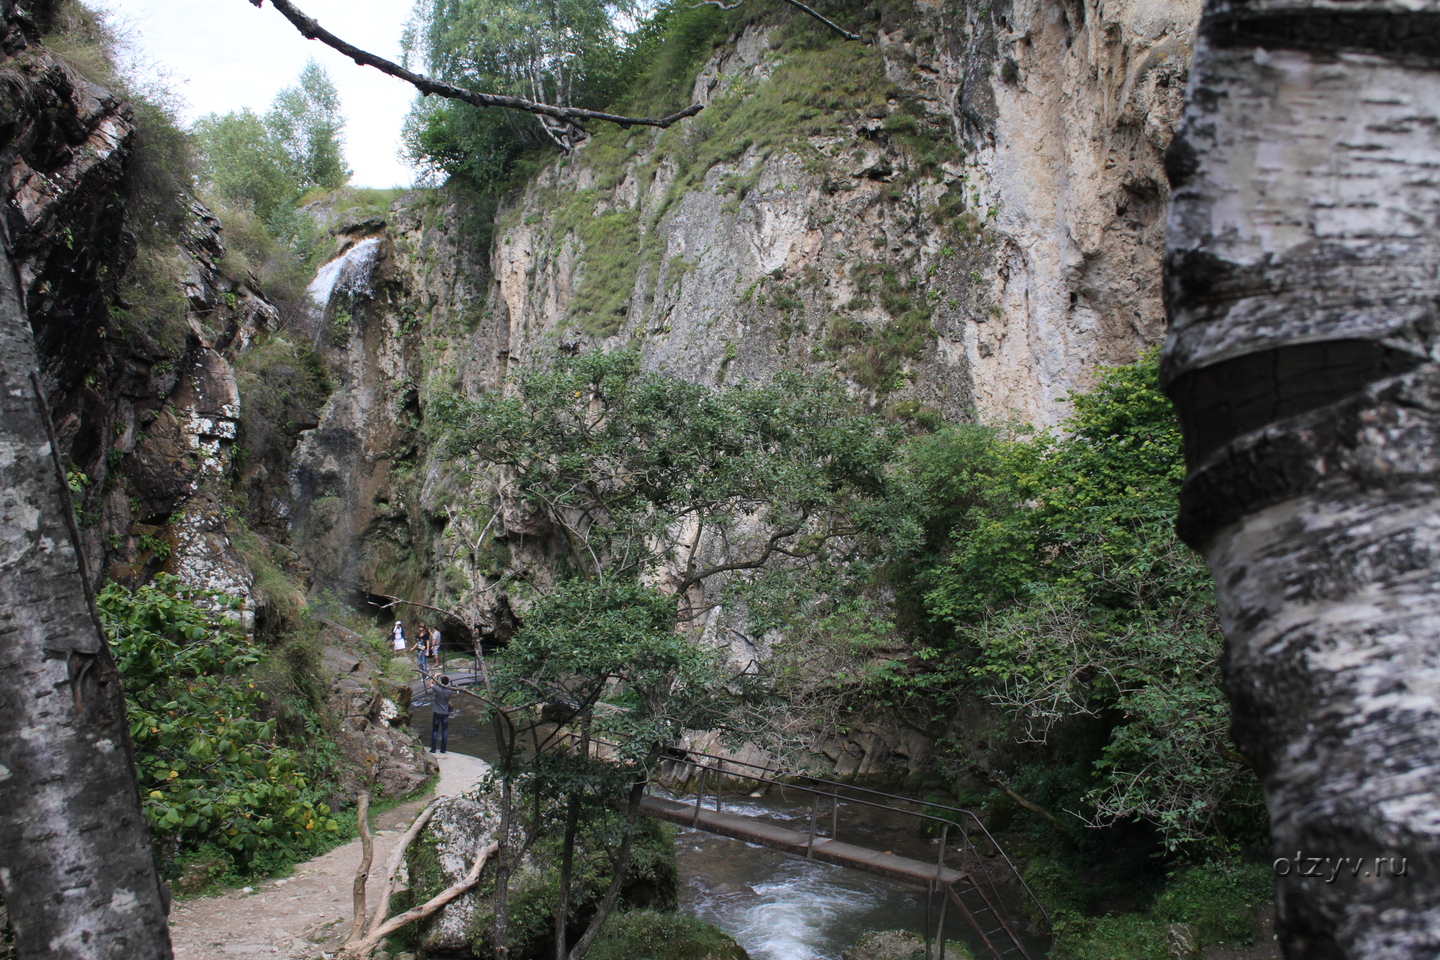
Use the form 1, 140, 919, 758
1162, 1, 1440, 955
0, 222, 173, 956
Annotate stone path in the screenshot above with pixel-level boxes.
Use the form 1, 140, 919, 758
169, 752, 491, 960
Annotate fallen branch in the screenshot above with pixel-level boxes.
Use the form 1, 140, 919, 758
347, 792, 373, 943
248, 0, 703, 142
778, 0, 862, 41
970, 765, 1077, 841
340, 841, 500, 959
364, 801, 437, 941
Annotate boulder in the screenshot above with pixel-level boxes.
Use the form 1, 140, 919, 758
843, 930, 975, 960
407, 782, 679, 959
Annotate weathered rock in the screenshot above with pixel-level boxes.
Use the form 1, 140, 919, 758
843, 930, 974, 960
408, 782, 679, 959
315, 624, 432, 799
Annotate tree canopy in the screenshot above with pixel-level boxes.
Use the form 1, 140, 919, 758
193, 59, 349, 224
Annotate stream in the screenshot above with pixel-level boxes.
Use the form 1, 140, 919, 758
410, 677, 1037, 960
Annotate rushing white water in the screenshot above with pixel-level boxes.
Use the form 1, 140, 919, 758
677, 820, 931, 960
306, 237, 381, 310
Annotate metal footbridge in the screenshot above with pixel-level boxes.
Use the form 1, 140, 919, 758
414, 670, 1049, 959
647, 746, 1049, 960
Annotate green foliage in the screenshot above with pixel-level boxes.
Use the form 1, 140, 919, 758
499, 581, 740, 764
403, 0, 633, 181
232, 333, 332, 473
203, 197, 327, 306
266, 60, 350, 192
435, 350, 897, 588
99, 576, 341, 875
587, 909, 750, 960
193, 108, 299, 227
878, 352, 1261, 851
112, 246, 190, 356
193, 60, 350, 226
1043, 861, 1273, 960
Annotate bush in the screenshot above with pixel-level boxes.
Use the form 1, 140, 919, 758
1048, 862, 1273, 960
588, 910, 749, 960
909, 351, 1263, 851
99, 575, 341, 877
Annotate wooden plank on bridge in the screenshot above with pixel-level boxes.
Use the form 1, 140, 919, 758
639, 795, 967, 888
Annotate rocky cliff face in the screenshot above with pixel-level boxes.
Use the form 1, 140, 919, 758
1, 0, 278, 616
285, 0, 1200, 774
294, 0, 1197, 614
7, 0, 1201, 779
2, 0, 429, 798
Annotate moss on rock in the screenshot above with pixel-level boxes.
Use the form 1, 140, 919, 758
587, 909, 751, 960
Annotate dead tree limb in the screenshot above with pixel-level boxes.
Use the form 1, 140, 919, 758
778, 0, 861, 41
970, 765, 1077, 841
341, 841, 500, 959
247, 0, 703, 141
689, 0, 861, 41
348, 791, 373, 943
365, 800, 438, 941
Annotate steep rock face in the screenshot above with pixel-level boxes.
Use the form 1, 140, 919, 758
0, 0, 271, 613
297, 0, 1197, 609
3, 1, 434, 802
291, 0, 1200, 773
953, 0, 1197, 419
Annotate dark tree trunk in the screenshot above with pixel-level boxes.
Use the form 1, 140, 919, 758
1162, 1, 1440, 956
0, 222, 173, 956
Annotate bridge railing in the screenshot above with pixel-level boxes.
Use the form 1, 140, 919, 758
620, 739, 1050, 935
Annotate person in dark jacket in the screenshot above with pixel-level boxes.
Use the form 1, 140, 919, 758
430, 676, 454, 754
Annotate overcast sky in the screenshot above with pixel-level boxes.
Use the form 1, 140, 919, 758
92, 0, 419, 188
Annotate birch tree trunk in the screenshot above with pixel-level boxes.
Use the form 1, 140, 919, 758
0, 220, 173, 957
1161, 2, 1440, 956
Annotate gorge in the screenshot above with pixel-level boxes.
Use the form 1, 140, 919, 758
0, 0, 1300, 958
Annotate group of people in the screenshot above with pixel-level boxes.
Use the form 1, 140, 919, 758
389, 619, 454, 755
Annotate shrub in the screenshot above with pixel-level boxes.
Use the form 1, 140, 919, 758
99, 575, 341, 877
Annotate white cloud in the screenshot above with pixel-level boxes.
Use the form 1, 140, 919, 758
92, 0, 420, 188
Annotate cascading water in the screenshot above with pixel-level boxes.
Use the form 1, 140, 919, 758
307, 237, 382, 312
675, 797, 934, 960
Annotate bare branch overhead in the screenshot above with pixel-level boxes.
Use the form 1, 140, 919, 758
691, 0, 861, 41
247, 0, 704, 142
777, 0, 862, 42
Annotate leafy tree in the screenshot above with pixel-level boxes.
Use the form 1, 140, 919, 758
905, 354, 1261, 851
193, 59, 350, 225
193, 107, 299, 225
434, 351, 897, 959
266, 59, 350, 192
403, 0, 633, 167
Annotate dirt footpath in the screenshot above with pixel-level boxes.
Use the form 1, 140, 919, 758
169, 753, 490, 960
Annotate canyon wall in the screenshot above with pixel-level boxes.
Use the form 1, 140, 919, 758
287, 0, 1201, 771
6, 0, 1201, 776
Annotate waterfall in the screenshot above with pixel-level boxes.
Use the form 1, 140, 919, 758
307, 237, 382, 311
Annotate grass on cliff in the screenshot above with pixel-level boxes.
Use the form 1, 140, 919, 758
524, 6, 893, 339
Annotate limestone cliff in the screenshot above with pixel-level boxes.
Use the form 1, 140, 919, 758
287, 0, 1200, 774
1, 0, 429, 799
294, 0, 1197, 612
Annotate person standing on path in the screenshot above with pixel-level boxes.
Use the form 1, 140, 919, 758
391, 620, 406, 654
415, 624, 431, 684
430, 676, 453, 754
